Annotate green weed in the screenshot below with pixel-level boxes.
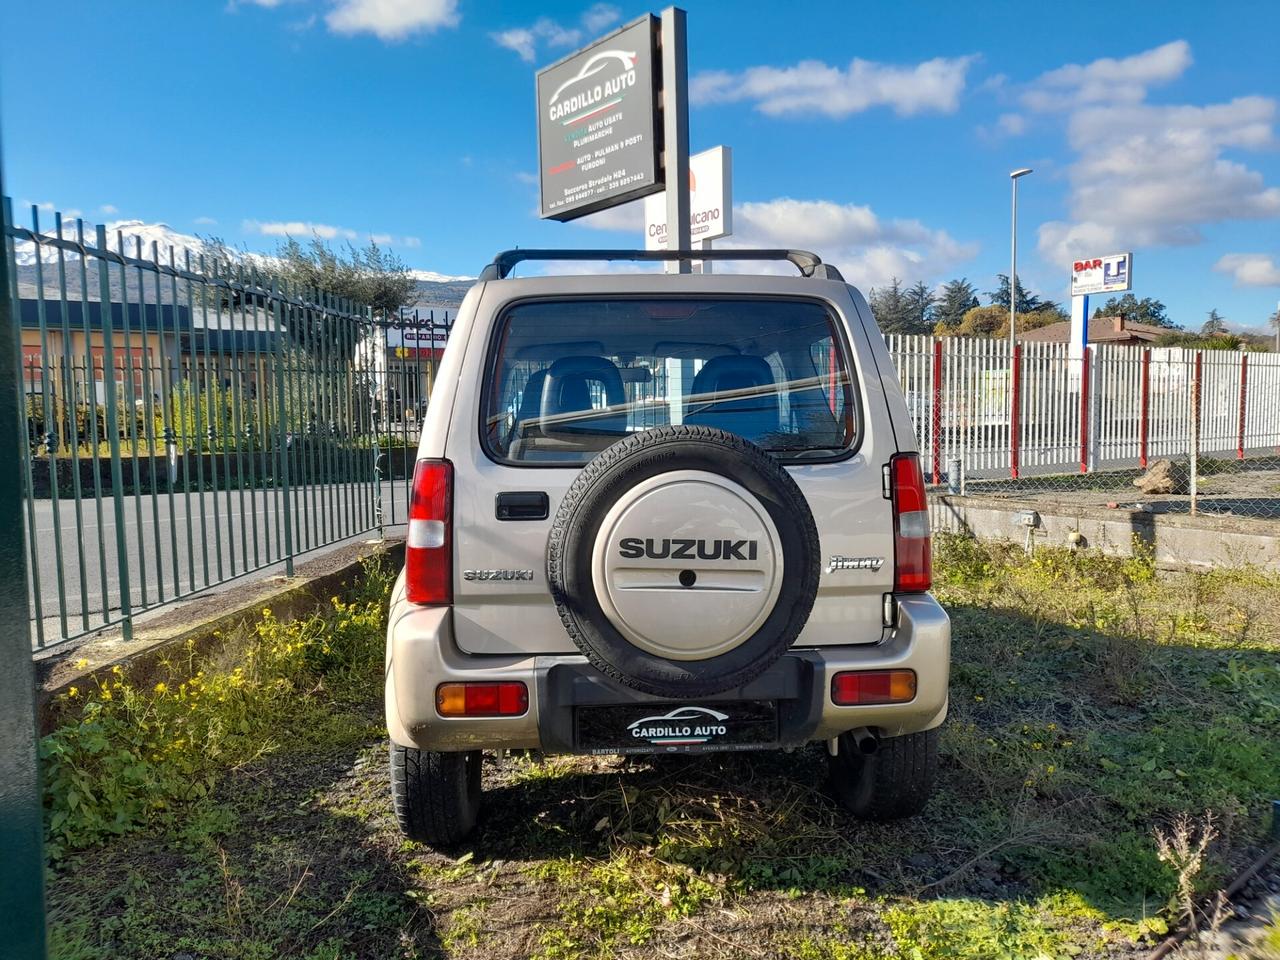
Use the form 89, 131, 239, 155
41, 557, 393, 855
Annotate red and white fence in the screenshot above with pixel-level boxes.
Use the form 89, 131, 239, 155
885, 335, 1280, 482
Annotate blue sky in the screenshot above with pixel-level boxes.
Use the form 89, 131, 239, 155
2, 0, 1278, 331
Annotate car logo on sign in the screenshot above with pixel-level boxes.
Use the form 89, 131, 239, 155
627, 706, 730, 745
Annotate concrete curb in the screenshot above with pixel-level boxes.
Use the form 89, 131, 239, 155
932, 494, 1280, 572
37, 538, 405, 733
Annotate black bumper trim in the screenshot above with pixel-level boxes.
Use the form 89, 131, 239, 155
535, 655, 824, 754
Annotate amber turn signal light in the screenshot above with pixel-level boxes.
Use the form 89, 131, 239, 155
830, 670, 917, 706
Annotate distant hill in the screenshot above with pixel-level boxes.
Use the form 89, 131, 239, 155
11, 220, 477, 312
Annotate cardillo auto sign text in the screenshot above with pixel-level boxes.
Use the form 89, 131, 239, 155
536, 15, 663, 221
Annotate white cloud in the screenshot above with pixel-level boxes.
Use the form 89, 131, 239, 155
573, 196, 976, 289
18, 199, 55, 213
193, 215, 218, 225
581, 3, 620, 34
1030, 42, 1280, 265
514, 170, 539, 186
99, 204, 119, 215
492, 4, 621, 63
996, 112, 1027, 136
243, 219, 359, 240
243, 219, 421, 248
326, 0, 459, 41
1022, 40, 1191, 112
1213, 253, 1280, 287
690, 55, 977, 118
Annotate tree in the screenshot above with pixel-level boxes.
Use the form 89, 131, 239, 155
276, 237, 414, 318
901, 281, 936, 334
941, 304, 1066, 339
1091, 293, 1173, 328
867, 277, 913, 334
986, 273, 1049, 314
933, 278, 980, 332
275, 237, 416, 358
1201, 308, 1227, 336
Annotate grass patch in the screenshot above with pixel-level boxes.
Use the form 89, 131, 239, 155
41, 557, 394, 856
43, 537, 1280, 958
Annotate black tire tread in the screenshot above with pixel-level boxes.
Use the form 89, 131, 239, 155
389, 742, 481, 845
827, 727, 939, 821
546, 425, 821, 698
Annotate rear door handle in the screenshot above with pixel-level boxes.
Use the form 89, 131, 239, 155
495, 491, 549, 521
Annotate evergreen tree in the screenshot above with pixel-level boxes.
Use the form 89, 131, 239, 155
986, 273, 1043, 313
867, 277, 913, 333
933, 278, 980, 332
1091, 294, 1173, 328
902, 281, 936, 334
1201, 309, 1227, 336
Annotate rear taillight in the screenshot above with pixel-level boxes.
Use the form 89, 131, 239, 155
831, 669, 917, 705
890, 453, 931, 592
405, 459, 452, 605
436, 682, 529, 717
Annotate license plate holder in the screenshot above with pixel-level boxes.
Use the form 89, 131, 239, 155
575, 700, 778, 755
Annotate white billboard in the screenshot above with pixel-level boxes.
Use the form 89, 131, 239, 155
386, 306, 454, 357
644, 146, 732, 249
1071, 252, 1132, 297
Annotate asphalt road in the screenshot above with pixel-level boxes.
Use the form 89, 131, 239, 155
27, 480, 410, 649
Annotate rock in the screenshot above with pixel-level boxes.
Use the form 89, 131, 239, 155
1133, 458, 1185, 495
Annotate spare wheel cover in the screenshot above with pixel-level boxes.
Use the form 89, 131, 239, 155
546, 425, 820, 699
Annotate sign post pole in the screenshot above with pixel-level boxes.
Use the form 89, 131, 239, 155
0, 145, 48, 960
660, 7, 690, 274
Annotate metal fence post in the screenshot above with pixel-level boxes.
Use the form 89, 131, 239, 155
272, 280, 295, 577
96, 225, 133, 640
1191, 351, 1202, 516
0, 148, 49, 960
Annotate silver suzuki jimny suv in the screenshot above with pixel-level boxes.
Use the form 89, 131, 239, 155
385, 249, 950, 845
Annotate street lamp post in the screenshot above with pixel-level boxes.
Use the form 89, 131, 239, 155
1008, 168, 1033, 354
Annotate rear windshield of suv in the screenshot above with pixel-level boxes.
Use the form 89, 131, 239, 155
483, 298, 858, 465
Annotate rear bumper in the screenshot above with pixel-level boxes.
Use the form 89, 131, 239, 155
385, 592, 950, 754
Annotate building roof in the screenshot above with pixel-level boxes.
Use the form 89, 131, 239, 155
1016, 315, 1169, 345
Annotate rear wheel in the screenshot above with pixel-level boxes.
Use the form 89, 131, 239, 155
389, 742, 482, 845
827, 727, 939, 820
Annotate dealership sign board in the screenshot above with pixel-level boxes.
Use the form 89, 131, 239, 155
536, 16, 663, 221
1070, 252, 1133, 297
386, 308, 453, 358
644, 146, 732, 249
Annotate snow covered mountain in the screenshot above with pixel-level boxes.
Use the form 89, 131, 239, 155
12, 219, 216, 266
408, 268, 474, 283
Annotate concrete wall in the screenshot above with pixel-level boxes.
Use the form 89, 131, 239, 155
931, 494, 1280, 572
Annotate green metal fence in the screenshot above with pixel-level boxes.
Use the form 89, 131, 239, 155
5, 199, 386, 651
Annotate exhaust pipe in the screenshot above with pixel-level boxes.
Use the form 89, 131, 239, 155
849, 727, 879, 755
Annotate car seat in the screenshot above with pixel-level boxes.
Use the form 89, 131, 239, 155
683, 355, 781, 442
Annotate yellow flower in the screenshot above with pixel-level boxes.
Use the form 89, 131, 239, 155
154, 682, 168, 694
1046, 765, 1056, 774
67, 686, 79, 698
76, 658, 89, 669
973, 695, 984, 702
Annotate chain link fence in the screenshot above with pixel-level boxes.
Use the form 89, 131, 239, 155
888, 334, 1280, 523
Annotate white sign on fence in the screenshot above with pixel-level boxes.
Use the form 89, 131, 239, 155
1070, 252, 1132, 297
644, 146, 732, 249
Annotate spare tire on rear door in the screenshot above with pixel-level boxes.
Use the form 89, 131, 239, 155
546, 425, 821, 698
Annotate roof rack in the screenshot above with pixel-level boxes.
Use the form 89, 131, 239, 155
477, 248, 844, 282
